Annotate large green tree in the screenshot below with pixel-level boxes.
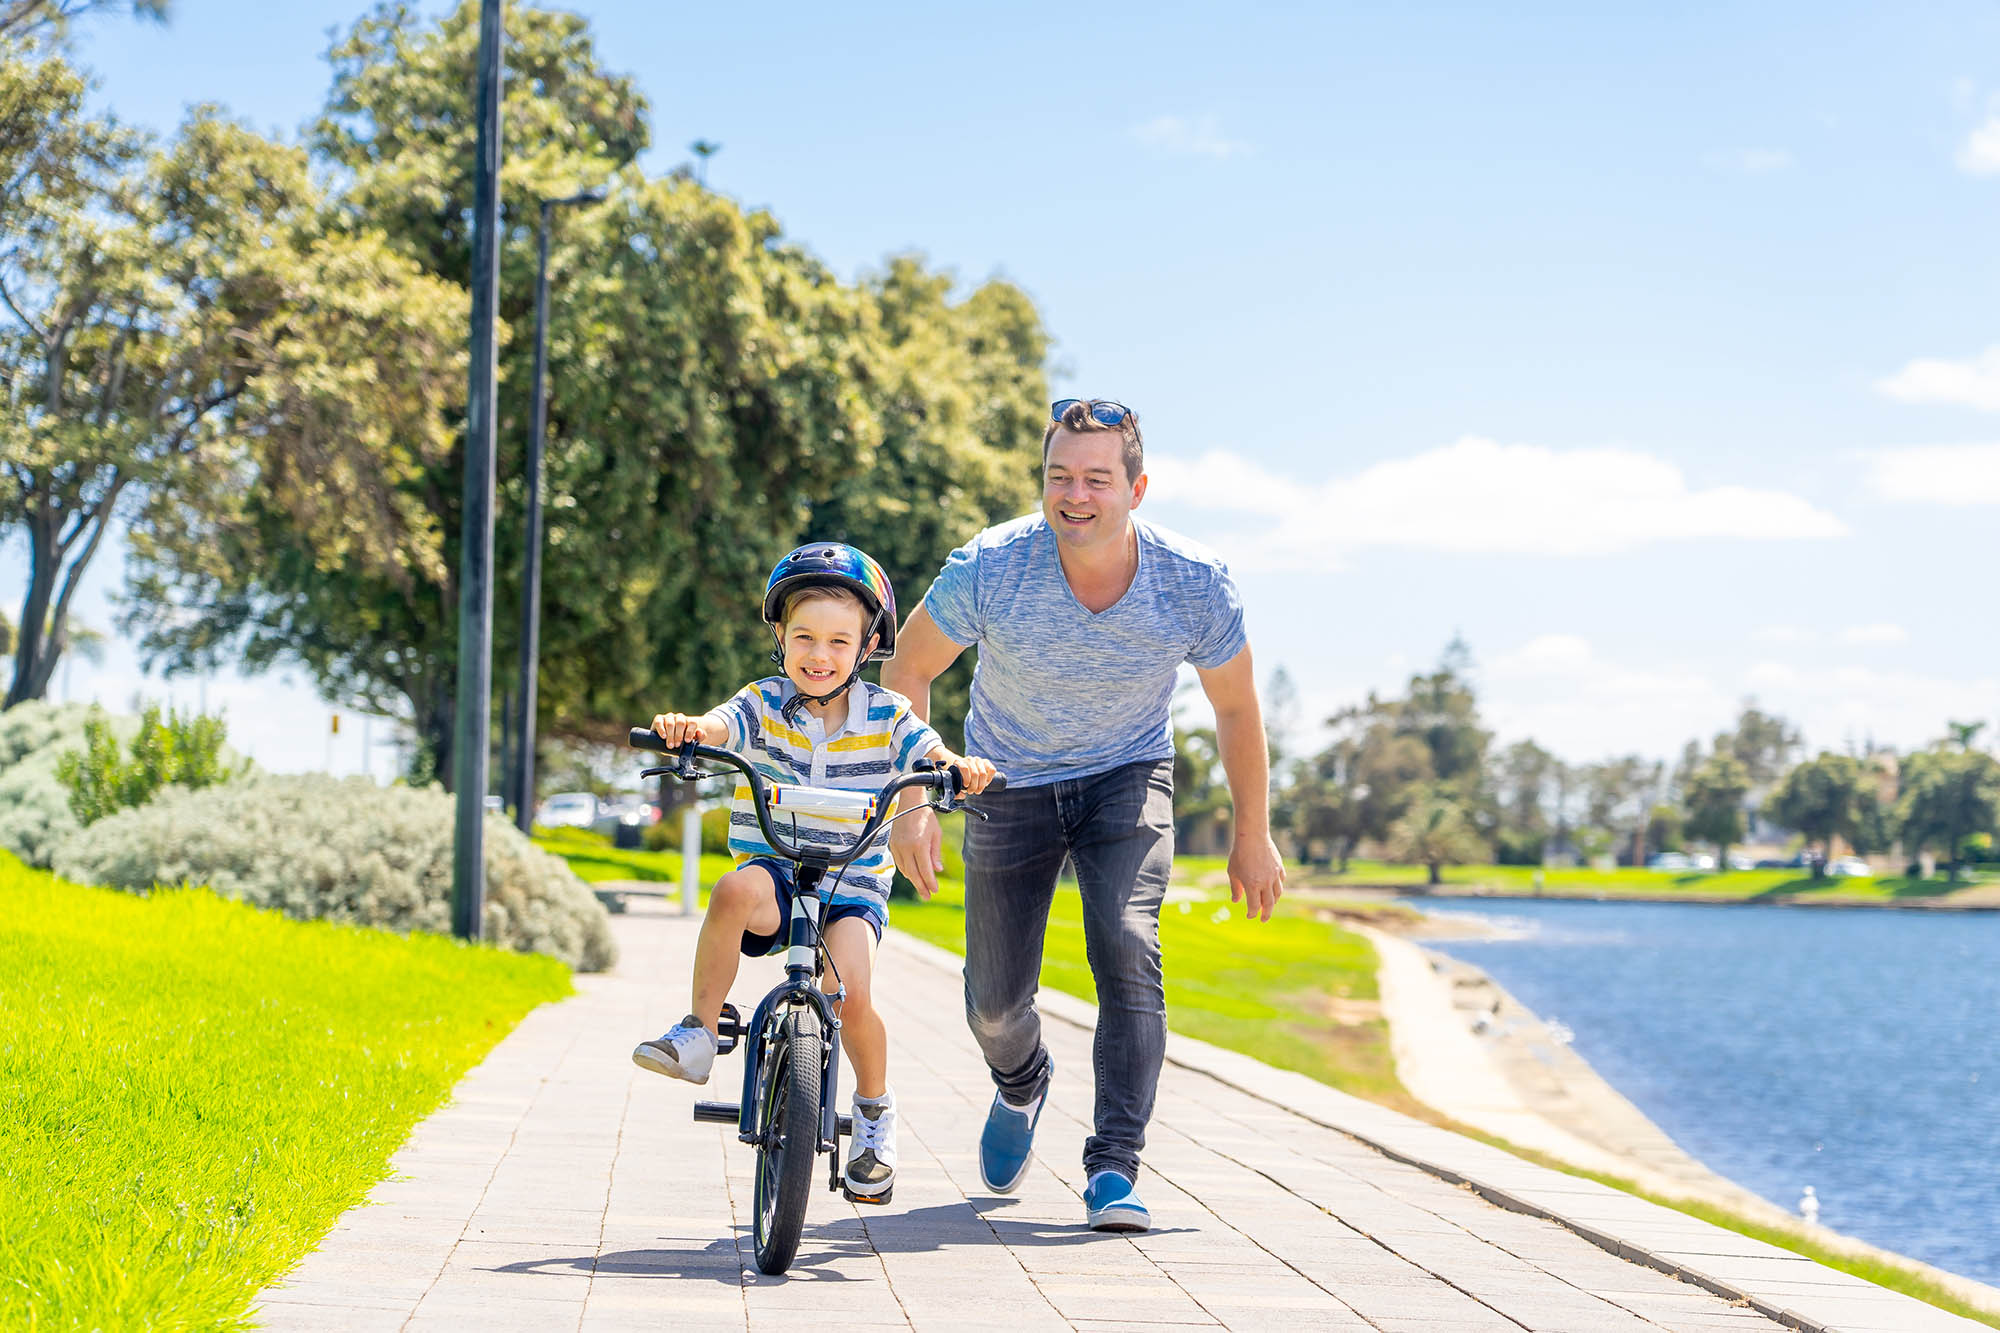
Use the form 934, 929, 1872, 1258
1768, 752, 1876, 877
1683, 751, 1751, 870
1388, 783, 1488, 886
4, 77, 463, 709
1896, 741, 2000, 882
122, 1, 1046, 781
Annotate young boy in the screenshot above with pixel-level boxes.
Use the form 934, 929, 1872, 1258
632, 542, 996, 1204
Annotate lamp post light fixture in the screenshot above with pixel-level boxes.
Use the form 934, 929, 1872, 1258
513, 185, 608, 834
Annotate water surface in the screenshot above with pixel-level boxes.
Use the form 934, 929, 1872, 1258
1415, 897, 2000, 1286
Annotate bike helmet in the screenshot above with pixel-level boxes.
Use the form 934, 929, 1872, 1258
761, 542, 898, 720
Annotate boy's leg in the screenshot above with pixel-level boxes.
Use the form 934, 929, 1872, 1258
821, 914, 884, 1098
691, 863, 781, 1031
1068, 759, 1174, 1186
824, 912, 897, 1202
634, 864, 781, 1084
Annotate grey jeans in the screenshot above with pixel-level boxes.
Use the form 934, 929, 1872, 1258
961, 757, 1174, 1180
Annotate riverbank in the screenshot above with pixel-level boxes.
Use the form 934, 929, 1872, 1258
1359, 905, 2000, 1323
1270, 856, 2000, 910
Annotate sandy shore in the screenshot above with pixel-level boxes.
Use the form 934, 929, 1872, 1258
1355, 913, 2000, 1319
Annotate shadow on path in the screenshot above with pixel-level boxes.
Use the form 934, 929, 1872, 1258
483, 1203, 1195, 1285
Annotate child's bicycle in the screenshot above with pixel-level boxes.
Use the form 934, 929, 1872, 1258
626, 726, 1002, 1275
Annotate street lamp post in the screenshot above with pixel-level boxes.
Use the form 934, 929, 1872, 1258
514, 187, 606, 834
451, 0, 504, 943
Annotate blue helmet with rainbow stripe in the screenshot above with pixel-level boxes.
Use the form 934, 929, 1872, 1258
761, 542, 898, 663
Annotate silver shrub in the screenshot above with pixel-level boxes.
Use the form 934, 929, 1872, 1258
0, 701, 100, 866
51, 774, 617, 972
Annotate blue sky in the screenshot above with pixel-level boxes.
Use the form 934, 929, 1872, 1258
13, 0, 2000, 774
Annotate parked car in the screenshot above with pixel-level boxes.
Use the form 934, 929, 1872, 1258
1829, 856, 1872, 878
1754, 854, 1806, 869
1726, 852, 1757, 871
1689, 852, 1716, 870
536, 792, 598, 828
1646, 852, 1693, 871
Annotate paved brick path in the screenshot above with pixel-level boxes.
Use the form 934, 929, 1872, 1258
254, 903, 1981, 1332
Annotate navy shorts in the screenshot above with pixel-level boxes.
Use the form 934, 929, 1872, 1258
734, 855, 887, 958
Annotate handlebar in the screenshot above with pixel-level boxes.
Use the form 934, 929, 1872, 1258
627, 726, 1004, 869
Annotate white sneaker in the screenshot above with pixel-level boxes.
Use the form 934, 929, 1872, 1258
632, 1015, 718, 1084
844, 1091, 897, 1202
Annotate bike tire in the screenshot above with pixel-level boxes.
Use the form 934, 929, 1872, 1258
752, 1007, 823, 1275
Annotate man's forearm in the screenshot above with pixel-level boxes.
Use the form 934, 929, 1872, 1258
1212, 705, 1272, 839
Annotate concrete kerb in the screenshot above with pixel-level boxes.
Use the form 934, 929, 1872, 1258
878, 928, 1991, 1333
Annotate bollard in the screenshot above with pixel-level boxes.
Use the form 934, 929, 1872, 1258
681, 802, 701, 916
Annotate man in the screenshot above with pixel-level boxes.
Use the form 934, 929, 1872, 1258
883, 397, 1285, 1233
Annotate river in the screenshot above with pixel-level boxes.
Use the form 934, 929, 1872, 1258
1413, 897, 2000, 1286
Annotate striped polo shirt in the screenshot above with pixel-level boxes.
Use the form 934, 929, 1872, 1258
712, 676, 944, 913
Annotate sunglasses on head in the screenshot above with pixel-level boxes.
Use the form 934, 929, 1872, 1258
1051, 398, 1132, 427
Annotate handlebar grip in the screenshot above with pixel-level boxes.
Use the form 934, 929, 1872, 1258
629, 727, 668, 753
985, 774, 1007, 794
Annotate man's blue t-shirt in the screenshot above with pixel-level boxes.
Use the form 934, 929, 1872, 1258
921, 513, 1247, 788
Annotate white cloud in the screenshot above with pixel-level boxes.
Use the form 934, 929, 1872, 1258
1753, 625, 1814, 645
1484, 635, 1733, 758
1478, 637, 1996, 761
1704, 148, 1793, 174
1864, 442, 2000, 504
1142, 437, 1847, 571
1959, 115, 2000, 174
1876, 346, 2000, 410
1839, 623, 1908, 645
1131, 115, 1250, 159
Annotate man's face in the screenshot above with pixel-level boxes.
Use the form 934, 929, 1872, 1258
1041, 428, 1146, 553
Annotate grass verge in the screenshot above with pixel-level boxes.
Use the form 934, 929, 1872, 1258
1291, 858, 1997, 904
0, 851, 572, 1331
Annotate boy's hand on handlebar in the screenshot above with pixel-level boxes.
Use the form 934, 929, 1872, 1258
951, 755, 999, 795
651, 712, 710, 748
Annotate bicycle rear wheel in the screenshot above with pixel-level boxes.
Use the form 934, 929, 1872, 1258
752, 1006, 823, 1275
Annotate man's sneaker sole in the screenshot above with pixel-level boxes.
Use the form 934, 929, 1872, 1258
631, 1043, 710, 1084
1087, 1201, 1150, 1233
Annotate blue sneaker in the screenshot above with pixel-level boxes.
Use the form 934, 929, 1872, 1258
978, 1078, 1048, 1193
1084, 1171, 1150, 1232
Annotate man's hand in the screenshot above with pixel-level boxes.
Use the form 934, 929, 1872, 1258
890, 804, 945, 901
950, 755, 999, 795
1228, 831, 1285, 922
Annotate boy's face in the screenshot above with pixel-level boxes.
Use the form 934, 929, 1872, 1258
781, 596, 876, 696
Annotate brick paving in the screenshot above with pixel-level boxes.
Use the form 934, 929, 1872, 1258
253, 903, 1983, 1332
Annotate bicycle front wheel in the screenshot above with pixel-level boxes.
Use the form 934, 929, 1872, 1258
752, 1006, 823, 1275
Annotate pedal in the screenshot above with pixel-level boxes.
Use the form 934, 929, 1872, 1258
835, 1113, 854, 1135
843, 1184, 893, 1205
714, 1002, 743, 1056
692, 1100, 740, 1124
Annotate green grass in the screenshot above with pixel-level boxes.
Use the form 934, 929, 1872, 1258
0, 851, 573, 1331
1299, 858, 1997, 904
531, 825, 736, 886
892, 874, 1415, 1108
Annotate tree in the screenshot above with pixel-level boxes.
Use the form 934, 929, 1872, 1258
1395, 635, 1490, 788
0, 0, 166, 44
118, 3, 1045, 781
1644, 804, 1684, 856
4, 96, 464, 709
1683, 752, 1751, 870
1578, 755, 1660, 866
1387, 784, 1488, 887
1716, 700, 1802, 786
1492, 739, 1557, 864
1896, 745, 2000, 882
1171, 725, 1230, 844
1287, 695, 1431, 870
1769, 752, 1872, 877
